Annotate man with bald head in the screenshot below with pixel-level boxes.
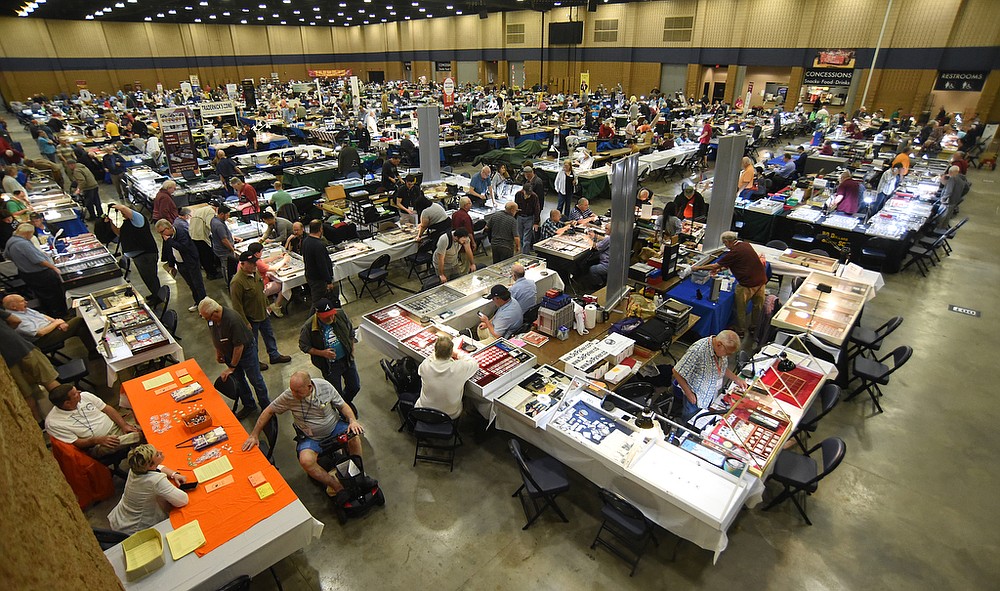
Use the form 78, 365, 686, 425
508, 262, 536, 313
243, 370, 365, 498
3, 293, 99, 358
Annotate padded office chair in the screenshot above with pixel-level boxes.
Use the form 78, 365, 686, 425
847, 316, 903, 361
860, 237, 892, 272
762, 436, 846, 526
790, 383, 840, 453
590, 488, 659, 576
56, 359, 98, 392
845, 345, 913, 414
508, 438, 570, 530
790, 222, 817, 251
355, 253, 393, 303
411, 407, 462, 471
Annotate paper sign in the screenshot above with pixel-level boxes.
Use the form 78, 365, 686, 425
142, 373, 174, 391
192, 455, 233, 483
179, 375, 193, 384
256, 483, 275, 500
205, 474, 235, 493
247, 471, 267, 487
165, 520, 206, 560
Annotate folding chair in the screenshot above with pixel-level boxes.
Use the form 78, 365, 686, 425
762, 437, 846, 526
411, 407, 462, 471
590, 488, 659, 576
508, 439, 570, 530
845, 345, 913, 414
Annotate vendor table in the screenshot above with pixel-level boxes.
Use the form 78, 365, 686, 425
105, 360, 322, 590
73, 284, 184, 387
666, 275, 736, 338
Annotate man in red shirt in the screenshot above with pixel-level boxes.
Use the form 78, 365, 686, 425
693, 231, 767, 347
697, 120, 713, 168
231, 177, 260, 215
452, 196, 476, 251
152, 179, 179, 223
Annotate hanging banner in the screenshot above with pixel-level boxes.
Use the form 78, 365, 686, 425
443, 77, 455, 108
308, 69, 352, 78
180, 82, 193, 98
350, 76, 361, 111
189, 74, 200, 90
198, 100, 236, 126
226, 83, 238, 100
156, 107, 199, 177
435, 61, 451, 72
580, 71, 590, 95
270, 72, 280, 83
812, 49, 856, 69
241, 79, 256, 110
934, 71, 987, 92
803, 68, 855, 87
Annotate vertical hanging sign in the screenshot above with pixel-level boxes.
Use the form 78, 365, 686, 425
156, 107, 200, 177
443, 77, 455, 108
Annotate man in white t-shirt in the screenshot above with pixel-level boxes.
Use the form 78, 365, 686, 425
44, 384, 141, 457
415, 334, 479, 419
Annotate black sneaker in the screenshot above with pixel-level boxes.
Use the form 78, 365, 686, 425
235, 405, 257, 420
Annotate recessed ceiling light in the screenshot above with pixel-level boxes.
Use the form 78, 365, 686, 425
411, 1, 418, 5
292, 9, 299, 14
115, 2, 124, 7
446, 4, 452, 8
298, 17, 304, 21
194, 17, 201, 22
418, 7, 425, 12
95, 10, 104, 16
143, 16, 151, 20
256, 15, 263, 20
368, 13, 374, 17
358, 8, 364, 12
258, 3, 266, 8
346, 15, 352, 20
272, 13, 278, 17
363, 20, 368, 24
455, 10, 461, 14
404, 15, 410, 19
85, 14, 95, 19
242, 8, 249, 12
389, 11, 395, 15
314, 14, 320, 19
128, 0, 137, 3
339, 1, 346, 6
199, 1, 208, 5
381, 18, 386, 22
426, 13, 432, 17
156, 12, 164, 17
184, 5, 193, 10
328, 18, 334, 22
167, 9, 175, 14
209, 14, 216, 18
222, 11, 230, 15
337, 12, 343, 16
240, 18, 246, 23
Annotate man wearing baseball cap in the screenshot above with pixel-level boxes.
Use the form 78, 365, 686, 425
298, 298, 361, 404
231, 250, 292, 369
477, 284, 524, 340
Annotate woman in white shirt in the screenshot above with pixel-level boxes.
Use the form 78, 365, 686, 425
108, 444, 189, 534
554, 159, 577, 217
415, 335, 479, 420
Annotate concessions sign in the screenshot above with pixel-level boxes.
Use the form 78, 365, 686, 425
308, 69, 352, 78
156, 107, 199, 177
443, 77, 455, 108
934, 71, 987, 92
803, 68, 855, 87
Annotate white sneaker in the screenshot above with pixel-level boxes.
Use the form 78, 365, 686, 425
268, 302, 284, 318
188, 305, 197, 312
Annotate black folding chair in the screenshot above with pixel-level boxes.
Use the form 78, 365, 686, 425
763, 437, 846, 526
590, 488, 659, 576
508, 438, 570, 530
845, 345, 913, 414
847, 316, 903, 361
354, 253, 393, 303
790, 383, 840, 453
411, 407, 462, 471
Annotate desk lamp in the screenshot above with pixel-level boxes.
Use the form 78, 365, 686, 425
805, 282, 833, 334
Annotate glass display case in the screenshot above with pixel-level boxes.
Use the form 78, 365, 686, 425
771, 271, 871, 346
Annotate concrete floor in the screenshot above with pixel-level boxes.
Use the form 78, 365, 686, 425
10, 122, 998, 589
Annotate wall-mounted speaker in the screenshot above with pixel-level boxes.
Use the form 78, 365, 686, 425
588, 0, 597, 12
479, 8, 488, 19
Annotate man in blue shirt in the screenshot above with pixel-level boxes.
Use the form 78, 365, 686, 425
468, 165, 492, 202
298, 298, 361, 404
568, 197, 598, 226
102, 145, 128, 200
478, 284, 523, 340
508, 263, 536, 313
3, 223, 66, 316
672, 330, 746, 422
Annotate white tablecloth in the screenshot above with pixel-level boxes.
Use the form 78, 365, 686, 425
104, 500, 322, 591
752, 243, 885, 300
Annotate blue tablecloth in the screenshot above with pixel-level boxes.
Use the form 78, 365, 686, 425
667, 276, 735, 338
51, 210, 89, 237
263, 138, 292, 150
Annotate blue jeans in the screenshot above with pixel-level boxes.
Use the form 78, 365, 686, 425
250, 317, 280, 361
227, 338, 269, 408
517, 215, 535, 254
674, 383, 700, 422
507, 136, 516, 149
325, 357, 361, 403
557, 192, 572, 216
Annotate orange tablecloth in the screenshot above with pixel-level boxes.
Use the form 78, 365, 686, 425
123, 359, 297, 556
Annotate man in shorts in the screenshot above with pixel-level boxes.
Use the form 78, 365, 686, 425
1, 308, 60, 421
243, 371, 364, 498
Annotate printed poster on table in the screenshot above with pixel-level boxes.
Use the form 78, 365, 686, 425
156, 107, 200, 178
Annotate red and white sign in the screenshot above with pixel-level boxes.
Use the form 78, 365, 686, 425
443, 77, 455, 108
